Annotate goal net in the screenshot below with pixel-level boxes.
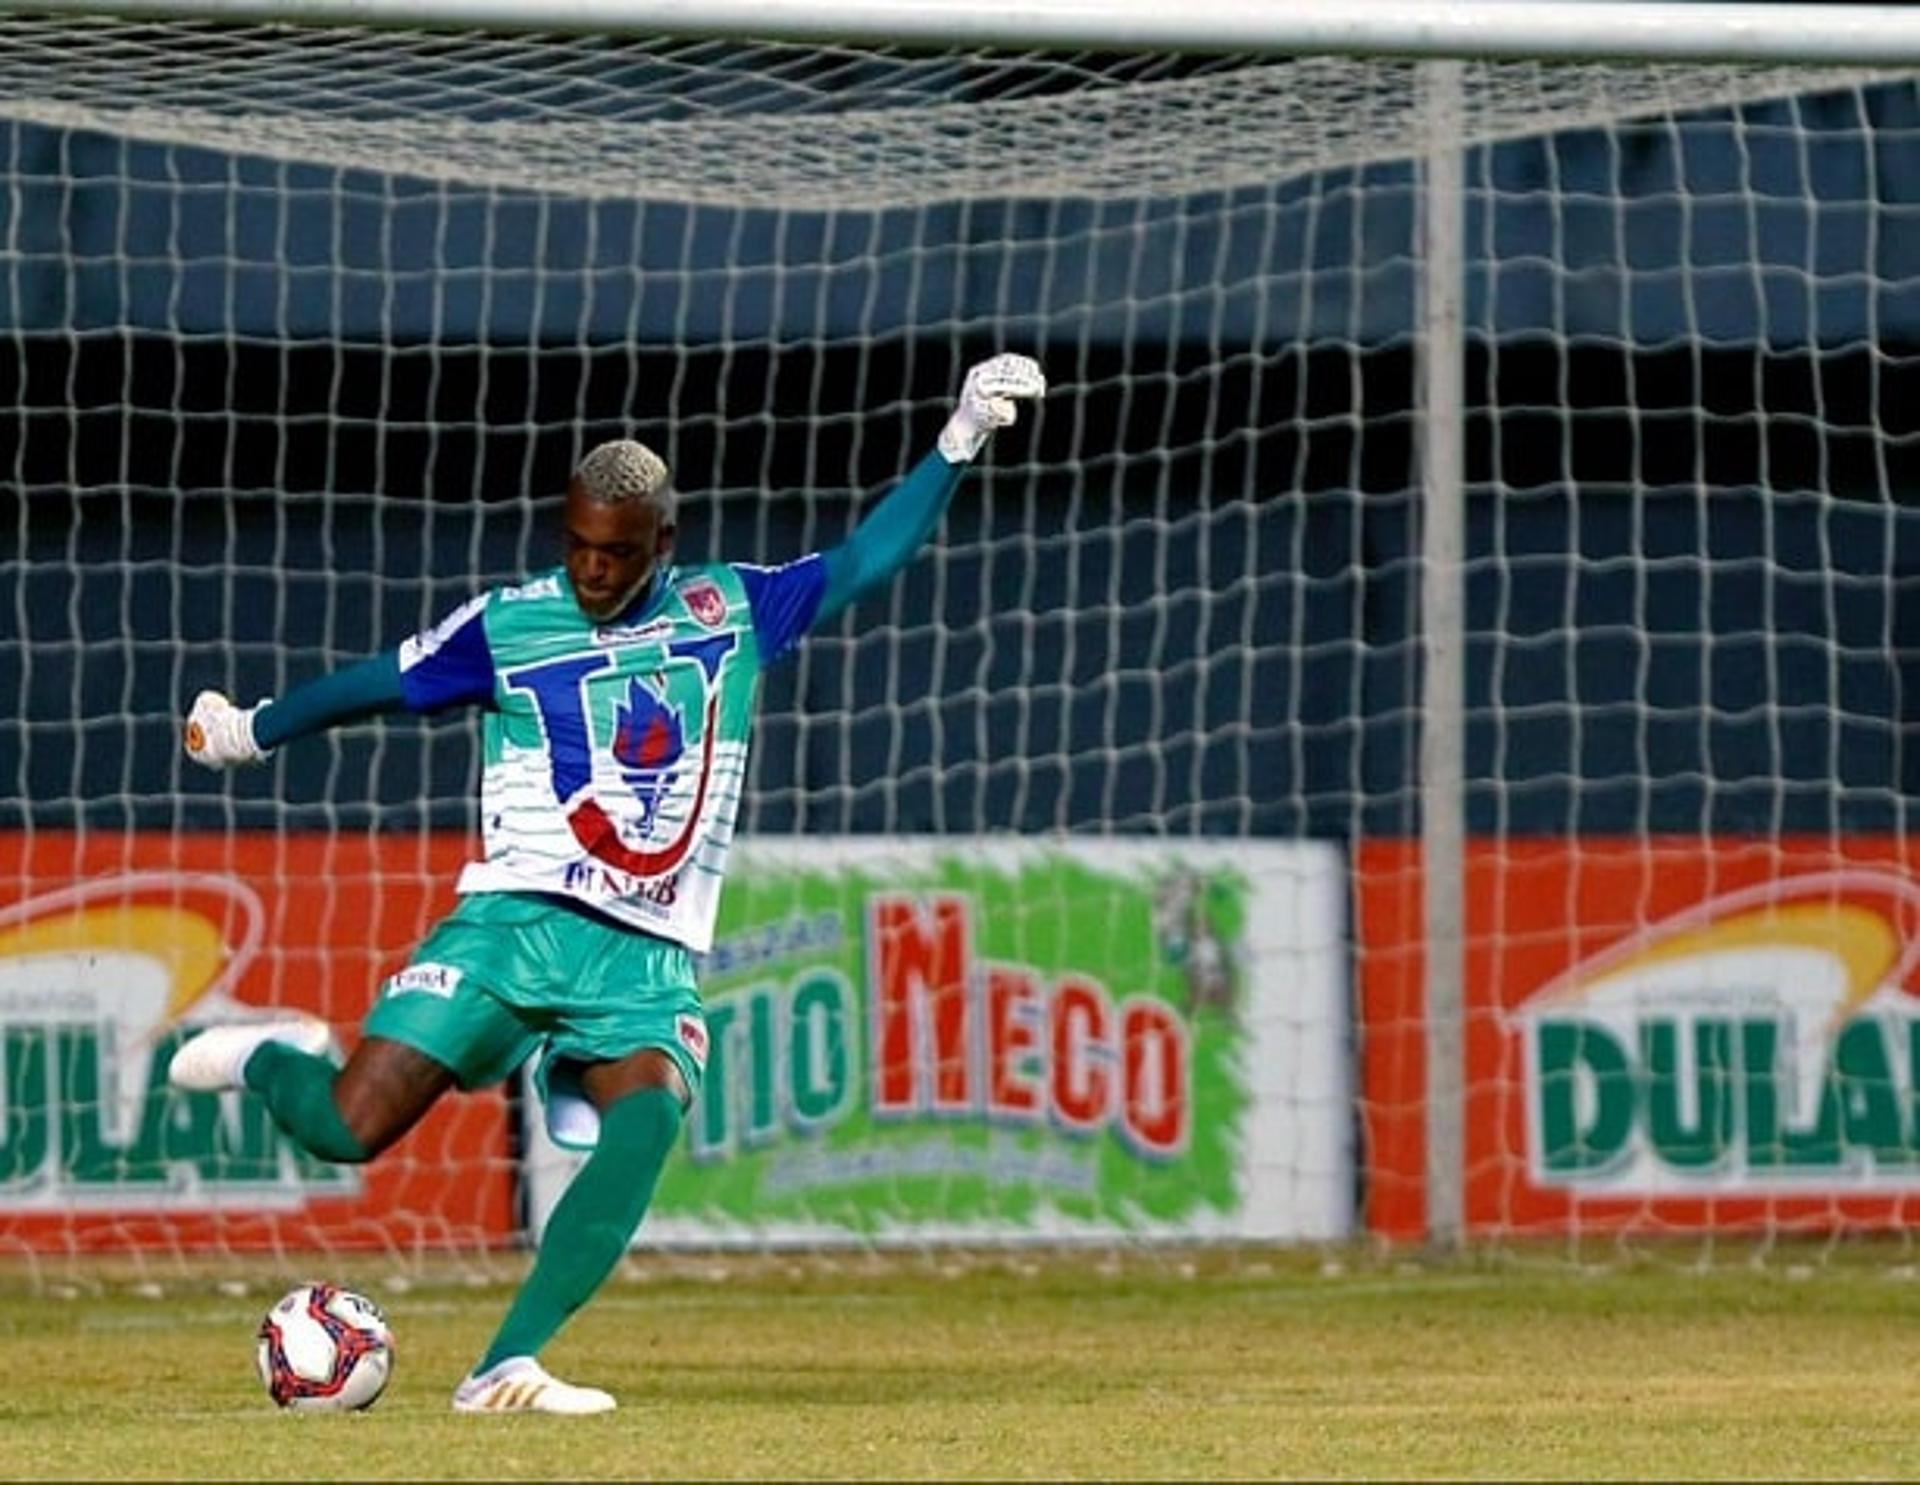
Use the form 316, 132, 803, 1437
2, 8, 1915, 1277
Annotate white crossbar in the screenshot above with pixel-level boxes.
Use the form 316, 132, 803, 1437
11, 0, 1920, 65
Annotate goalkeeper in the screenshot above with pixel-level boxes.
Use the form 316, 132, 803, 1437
170, 354, 1046, 1416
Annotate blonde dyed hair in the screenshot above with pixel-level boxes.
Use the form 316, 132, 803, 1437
573, 438, 674, 517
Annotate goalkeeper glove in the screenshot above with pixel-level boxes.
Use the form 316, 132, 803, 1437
184, 689, 271, 768
938, 353, 1047, 464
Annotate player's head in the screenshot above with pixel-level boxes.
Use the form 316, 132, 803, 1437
564, 439, 677, 623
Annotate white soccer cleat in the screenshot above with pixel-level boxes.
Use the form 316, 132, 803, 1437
452, 1356, 616, 1415
167, 1015, 333, 1093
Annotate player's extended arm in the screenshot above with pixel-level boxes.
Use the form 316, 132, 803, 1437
187, 583, 495, 768
183, 652, 405, 767
815, 353, 1046, 626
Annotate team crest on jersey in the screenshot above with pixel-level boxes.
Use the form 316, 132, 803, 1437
610, 674, 685, 829
505, 632, 738, 883
682, 579, 728, 629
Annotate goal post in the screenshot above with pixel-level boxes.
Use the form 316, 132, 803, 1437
3, 1, 1917, 1273
16, 0, 1920, 63
1417, 58, 1468, 1251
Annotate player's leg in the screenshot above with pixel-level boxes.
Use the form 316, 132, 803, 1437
169, 1019, 453, 1162
454, 910, 705, 1415
243, 1035, 457, 1161
486, 1054, 688, 1357
172, 896, 539, 1162
454, 1049, 687, 1416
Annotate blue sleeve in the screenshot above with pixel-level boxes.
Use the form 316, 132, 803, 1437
247, 595, 494, 750
735, 555, 830, 665
252, 651, 406, 750
814, 448, 966, 626
396, 594, 498, 712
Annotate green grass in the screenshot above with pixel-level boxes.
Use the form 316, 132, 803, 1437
2, 1251, 1919, 1479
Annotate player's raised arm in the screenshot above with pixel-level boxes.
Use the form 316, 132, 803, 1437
731, 353, 1045, 660
815, 353, 1045, 625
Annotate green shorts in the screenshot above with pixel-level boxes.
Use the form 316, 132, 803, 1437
363, 891, 706, 1148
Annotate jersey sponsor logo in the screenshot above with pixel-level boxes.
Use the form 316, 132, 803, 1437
676, 1011, 710, 1068
500, 575, 562, 603
504, 632, 738, 883
682, 579, 728, 629
399, 593, 488, 672
591, 617, 675, 646
385, 963, 464, 999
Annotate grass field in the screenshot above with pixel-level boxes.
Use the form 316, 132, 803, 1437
2, 1248, 1918, 1480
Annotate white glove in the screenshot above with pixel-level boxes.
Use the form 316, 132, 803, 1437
937, 353, 1047, 463
184, 689, 271, 768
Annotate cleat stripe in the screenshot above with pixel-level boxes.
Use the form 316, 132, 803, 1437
458, 1371, 601, 1414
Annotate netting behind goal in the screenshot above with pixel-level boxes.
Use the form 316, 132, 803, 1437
3, 12, 1917, 1274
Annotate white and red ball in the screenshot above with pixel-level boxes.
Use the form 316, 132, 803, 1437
256, 1283, 394, 1412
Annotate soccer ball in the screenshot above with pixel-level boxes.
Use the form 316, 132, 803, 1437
255, 1283, 394, 1412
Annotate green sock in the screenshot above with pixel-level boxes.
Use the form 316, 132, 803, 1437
478, 1085, 682, 1373
242, 1041, 370, 1164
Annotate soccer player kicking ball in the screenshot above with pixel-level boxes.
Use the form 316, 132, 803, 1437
171, 353, 1046, 1415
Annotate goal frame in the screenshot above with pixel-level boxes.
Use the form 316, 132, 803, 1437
14, 0, 1920, 65
14, 0, 1913, 1251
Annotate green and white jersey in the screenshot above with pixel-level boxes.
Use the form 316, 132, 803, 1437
397, 557, 828, 952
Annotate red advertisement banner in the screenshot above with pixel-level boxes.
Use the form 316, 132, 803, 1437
0, 832, 513, 1252
1359, 837, 1920, 1240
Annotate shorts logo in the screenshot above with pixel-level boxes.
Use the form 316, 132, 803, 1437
682, 579, 728, 629
676, 1012, 709, 1068
386, 963, 463, 999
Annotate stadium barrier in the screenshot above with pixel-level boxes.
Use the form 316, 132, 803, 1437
0, 834, 1350, 1251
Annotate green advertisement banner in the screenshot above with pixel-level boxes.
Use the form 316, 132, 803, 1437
523, 839, 1350, 1243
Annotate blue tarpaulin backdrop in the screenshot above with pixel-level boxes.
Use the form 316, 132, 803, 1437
5, 81, 1917, 840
